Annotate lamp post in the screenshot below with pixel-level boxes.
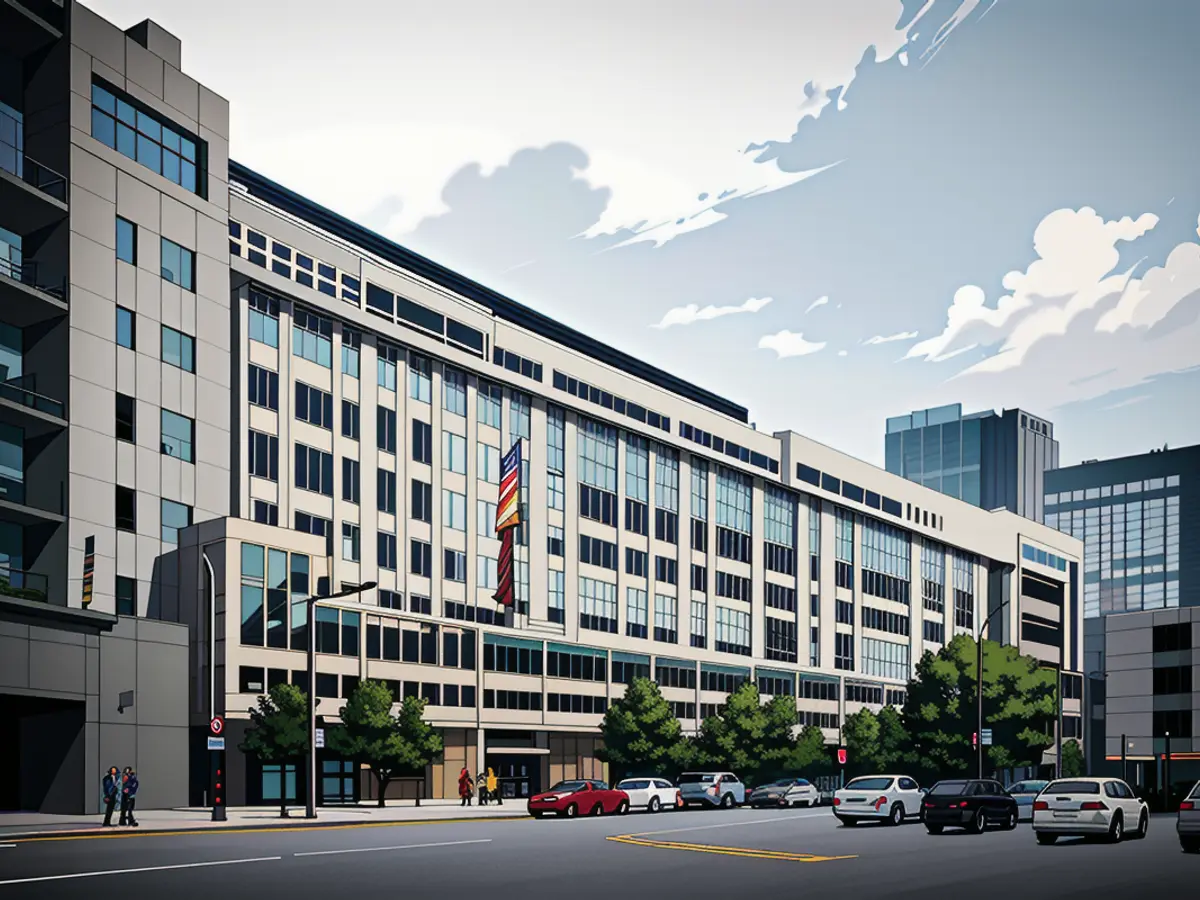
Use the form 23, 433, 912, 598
1083, 670, 1106, 776
977, 600, 1011, 779
306, 581, 376, 819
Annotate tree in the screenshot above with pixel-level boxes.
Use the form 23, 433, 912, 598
788, 724, 832, 774
902, 635, 1057, 782
691, 682, 797, 785
1060, 739, 1085, 778
597, 677, 689, 781
328, 684, 444, 807
239, 683, 309, 817
875, 705, 911, 773
842, 708, 881, 776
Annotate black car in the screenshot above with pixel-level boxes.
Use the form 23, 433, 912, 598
924, 779, 1019, 834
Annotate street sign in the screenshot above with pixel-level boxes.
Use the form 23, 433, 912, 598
981, 728, 993, 746
315, 728, 325, 749
210, 715, 224, 736
836, 747, 847, 765
207, 736, 225, 751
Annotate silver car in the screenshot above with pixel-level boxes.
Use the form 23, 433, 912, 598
678, 772, 746, 809
748, 778, 820, 809
1179, 780, 1200, 853
1008, 779, 1050, 821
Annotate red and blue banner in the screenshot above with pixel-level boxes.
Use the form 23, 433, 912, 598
492, 441, 522, 608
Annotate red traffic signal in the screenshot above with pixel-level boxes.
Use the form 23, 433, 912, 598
972, 732, 979, 749
837, 747, 847, 766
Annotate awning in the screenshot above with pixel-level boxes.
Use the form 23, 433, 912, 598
486, 747, 550, 756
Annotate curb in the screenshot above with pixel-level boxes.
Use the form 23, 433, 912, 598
0, 813, 531, 842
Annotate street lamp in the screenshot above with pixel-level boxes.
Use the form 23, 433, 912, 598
306, 580, 376, 819
977, 600, 1011, 779
1083, 670, 1106, 776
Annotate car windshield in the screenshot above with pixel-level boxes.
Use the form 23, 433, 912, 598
1046, 780, 1100, 795
1010, 781, 1049, 794
795, 779, 810, 786
618, 780, 651, 790
679, 773, 717, 784
1190, 783, 1200, 800
930, 781, 970, 796
549, 781, 588, 793
844, 777, 893, 791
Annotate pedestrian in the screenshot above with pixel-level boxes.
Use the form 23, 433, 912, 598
476, 771, 488, 805
119, 766, 139, 826
458, 767, 473, 807
102, 766, 121, 826
486, 768, 501, 806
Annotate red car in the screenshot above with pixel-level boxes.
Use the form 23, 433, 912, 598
527, 780, 630, 818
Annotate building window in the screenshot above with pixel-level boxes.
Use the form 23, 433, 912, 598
690, 599, 707, 648
342, 522, 360, 562
509, 391, 531, 442
410, 539, 432, 577
548, 569, 565, 622
579, 535, 618, 571
476, 498, 496, 538
444, 549, 467, 583
248, 364, 279, 411
834, 633, 854, 671
714, 606, 751, 656
160, 409, 194, 463
295, 383, 334, 430
547, 525, 564, 557
377, 343, 399, 391
341, 328, 360, 378
443, 432, 467, 474
248, 430, 278, 481
477, 380, 502, 428
377, 469, 397, 515
341, 400, 360, 439
443, 489, 467, 531
478, 443, 500, 483
579, 418, 618, 492
378, 532, 398, 571
691, 458, 709, 521
116, 216, 136, 264
952, 551, 975, 629
377, 406, 397, 454
579, 577, 618, 634
654, 556, 677, 585
90, 81, 205, 195
861, 637, 909, 681
921, 541, 946, 615
409, 353, 431, 403
764, 618, 797, 664
115, 576, 136, 616
443, 367, 466, 416
240, 543, 265, 646
476, 555, 498, 591
115, 393, 135, 442
626, 435, 649, 502
293, 309, 333, 368
116, 306, 135, 350
295, 444, 334, 496
627, 587, 648, 639
654, 594, 678, 644
411, 420, 432, 465
342, 458, 360, 504
161, 498, 192, 544
248, 291, 279, 348
655, 446, 679, 511
835, 507, 854, 590
715, 467, 752, 534
160, 237, 195, 291
861, 518, 912, 606
763, 486, 795, 547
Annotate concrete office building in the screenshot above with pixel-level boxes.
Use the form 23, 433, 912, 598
886, 404, 1059, 523
1, 0, 217, 813
1103, 607, 1199, 793
4, 1, 1087, 810
1044, 444, 1198, 775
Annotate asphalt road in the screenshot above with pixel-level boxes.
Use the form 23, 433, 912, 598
0, 807, 1193, 899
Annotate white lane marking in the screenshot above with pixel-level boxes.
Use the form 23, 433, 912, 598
631, 812, 828, 837
0, 856, 282, 887
0, 844, 15, 849
294, 838, 492, 858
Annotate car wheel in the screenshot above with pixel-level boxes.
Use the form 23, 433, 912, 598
970, 808, 986, 835
1107, 813, 1124, 844
1133, 811, 1148, 840
887, 803, 904, 827
564, 803, 578, 819
530, 811, 543, 819
839, 816, 859, 827
591, 803, 604, 817
616, 800, 629, 816
721, 793, 734, 810
1005, 810, 1017, 831
1036, 832, 1057, 846
648, 796, 661, 814
1181, 837, 1200, 854
926, 825, 943, 835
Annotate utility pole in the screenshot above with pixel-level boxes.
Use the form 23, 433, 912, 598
976, 600, 1011, 779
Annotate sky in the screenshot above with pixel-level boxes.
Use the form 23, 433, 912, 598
89, 0, 1200, 468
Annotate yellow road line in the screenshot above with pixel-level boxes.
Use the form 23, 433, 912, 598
607, 834, 855, 863
6, 816, 530, 844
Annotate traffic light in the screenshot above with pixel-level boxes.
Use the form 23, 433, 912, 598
837, 747, 847, 766
972, 731, 979, 750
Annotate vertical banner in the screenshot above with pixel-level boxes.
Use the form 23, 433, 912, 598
82, 535, 95, 607
492, 441, 523, 607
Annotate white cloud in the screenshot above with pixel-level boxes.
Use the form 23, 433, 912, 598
653, 297, 773, 329
805, 295, 830, 314
864, 330, 919, 345
758, 330, 827, 358
837, 350, 849, 357
1101, 394, 1151, 411
911, 207, 1200, 410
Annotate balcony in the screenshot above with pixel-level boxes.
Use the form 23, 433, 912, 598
0, 565, 48, 602
0, 258, 68, 325
0, 1, 64, 55
0, 374, 66, 421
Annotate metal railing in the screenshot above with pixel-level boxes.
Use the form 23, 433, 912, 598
0, 566, 49, 602
0, 257, 67, 301
0, 374, 66, 419
0, 145, 67, 203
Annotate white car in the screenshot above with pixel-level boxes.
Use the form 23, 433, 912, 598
833, 775, 925, 826
1032, 777, 1149, 844
616, 777, 681, 813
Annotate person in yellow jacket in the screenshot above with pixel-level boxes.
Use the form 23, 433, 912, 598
486, 768, 501, 806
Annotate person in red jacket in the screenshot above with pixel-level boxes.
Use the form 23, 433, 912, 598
458, 767, 474, 807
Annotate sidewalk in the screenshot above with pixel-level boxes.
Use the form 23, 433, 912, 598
0, 801, 526, 839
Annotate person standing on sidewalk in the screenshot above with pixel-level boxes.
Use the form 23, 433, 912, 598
119, 767, 139, 826
486, 768, 501, 806
458, 767, 473, 807
102, 767, 121, 826
476, 771, 488, 806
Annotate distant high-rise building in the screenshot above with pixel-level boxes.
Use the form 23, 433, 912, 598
885, 404, 1059, 522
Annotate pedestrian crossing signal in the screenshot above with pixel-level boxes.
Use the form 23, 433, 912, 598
837, 748, 847, 765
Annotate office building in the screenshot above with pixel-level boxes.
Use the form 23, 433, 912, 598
0, 1, 211, 813
1044, 443, 1198, 775
886, 404, 1059, 523
2, 1, 1087, 811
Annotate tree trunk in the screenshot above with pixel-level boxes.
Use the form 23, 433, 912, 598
377, 773, 390, 808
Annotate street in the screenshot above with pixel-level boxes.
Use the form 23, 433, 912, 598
0, 807, 1194, 898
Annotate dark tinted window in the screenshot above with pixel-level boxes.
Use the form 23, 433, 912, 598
930, 781, 970, 796
1047, 781, 1100, 795
845, 777, 894, 792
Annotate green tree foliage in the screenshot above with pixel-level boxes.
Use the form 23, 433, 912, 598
239, 683, 309, 817
327, 682, 444, 807
842, 708, 881, 776
789, 724, 832, 774
1060, 739, 1085, 778
902, 634, 1057, 781
691, 682, 798, 784
597, 677, 689, 780
875, 705, 911, 772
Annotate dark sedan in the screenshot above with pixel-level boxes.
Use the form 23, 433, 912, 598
924, 779, 1019, 834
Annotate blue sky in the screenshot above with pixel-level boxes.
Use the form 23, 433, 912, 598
93, 0, 1200, 466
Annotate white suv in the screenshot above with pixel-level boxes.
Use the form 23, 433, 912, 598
833, 775, 925, 826
1032, 777, 1149, 844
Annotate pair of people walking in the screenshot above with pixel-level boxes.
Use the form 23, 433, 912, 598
102, 766, 139, 827
458, 767, 502, 806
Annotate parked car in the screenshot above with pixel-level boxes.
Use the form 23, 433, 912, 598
923, 779, 1019, 834
1032, 777, 1149, 844
527, 780, 629, 819
1008, 779, 1050, 821
678, 772, 746, 809
1177, 780, 1200, 853
832, 775, 924, 826
616, 777, 681, 813
748, 778, 820, 809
